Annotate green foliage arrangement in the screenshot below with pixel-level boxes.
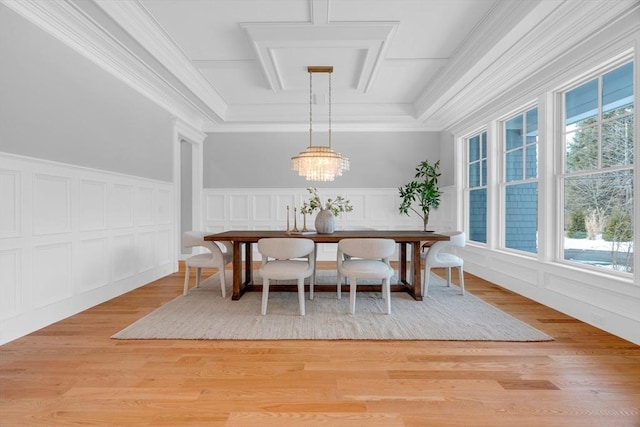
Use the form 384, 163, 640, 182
301, 187, 353, 217
398, 160, 442, 231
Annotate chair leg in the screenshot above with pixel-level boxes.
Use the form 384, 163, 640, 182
261, 278, 270, 315
349, 277, 357, 314
219, 267, 227, 298
384, 278, 391, 315
195, 268, 202, 288
336, 273, 342, 300
423, 267, 432, 296
310, 274, 314, 301
183, 265, 190, 295
445, 267, 451, 287
297, 278, 306, 316
458, 266, 465, 295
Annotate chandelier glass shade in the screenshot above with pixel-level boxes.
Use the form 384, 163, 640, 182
291, 66, 349, 182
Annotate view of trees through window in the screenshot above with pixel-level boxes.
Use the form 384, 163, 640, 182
563, 62, 634, 273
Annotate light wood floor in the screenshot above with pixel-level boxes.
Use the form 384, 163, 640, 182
1, 264, 639, 426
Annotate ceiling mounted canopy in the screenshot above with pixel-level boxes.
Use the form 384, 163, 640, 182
291, 66, 350, 182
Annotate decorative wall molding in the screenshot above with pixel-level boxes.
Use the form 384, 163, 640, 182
1, 0, 215, 130
462, 245, 640, 345
94, 0, 227, 121
421, 0, 640, 131
0, 152, 176, 345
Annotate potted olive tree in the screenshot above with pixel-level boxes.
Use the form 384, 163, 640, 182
398, 160, 441, 231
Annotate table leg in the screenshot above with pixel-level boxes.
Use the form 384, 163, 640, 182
232, 241, 242, 300
399, 243, 407, 282
411, 241, 423, 300
231, 242, 255, 300
244, 242, 253, 284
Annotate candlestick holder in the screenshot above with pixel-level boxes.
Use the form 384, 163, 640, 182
292, 207, 299, 232
285, 205, 291, 234
301, 212, 308, 232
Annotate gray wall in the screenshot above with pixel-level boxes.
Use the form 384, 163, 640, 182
204, 131, 443, 188
439, 131, 455, 187
0, 5, 173, 182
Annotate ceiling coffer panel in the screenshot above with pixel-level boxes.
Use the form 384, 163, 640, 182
241, 22, 398, 94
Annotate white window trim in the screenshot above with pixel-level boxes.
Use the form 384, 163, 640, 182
554, 57, 635, 278
498, 103, 540, 256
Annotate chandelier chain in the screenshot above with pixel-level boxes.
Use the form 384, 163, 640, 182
329, 72, 332, 147
309, 70, 313, 147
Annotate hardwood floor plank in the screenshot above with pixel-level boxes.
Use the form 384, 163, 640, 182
1, 268, 639, 426
225, 411, 405, 427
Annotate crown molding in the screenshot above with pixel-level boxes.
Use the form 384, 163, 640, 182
222, 102, 419, 124
417, 0, 640, 131
446, 12, 638, 136
203, 121, 441, 133
174, 118, 207, 144
1, 0, 218, 130
94, 0, 227, 120
413, 0, 542, 122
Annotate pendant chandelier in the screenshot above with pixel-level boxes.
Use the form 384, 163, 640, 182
291, 66, 349, 181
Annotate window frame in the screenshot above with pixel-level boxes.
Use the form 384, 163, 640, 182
499, 104, 540, 256
464, 129, 489, 245
556, 58, 635, 277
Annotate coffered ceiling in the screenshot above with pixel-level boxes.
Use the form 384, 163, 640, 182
95, 0, 528, 131
5, 0, 636, 132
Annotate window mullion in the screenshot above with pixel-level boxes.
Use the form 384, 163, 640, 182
598, 74, 604, 169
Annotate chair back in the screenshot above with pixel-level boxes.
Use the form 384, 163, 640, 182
182, 231, 208, 249
338, 238, 396, 260
258, 238, 315, 260
448, 231, 466, 248
182, 231, 231, 255
426, 231, 465, 263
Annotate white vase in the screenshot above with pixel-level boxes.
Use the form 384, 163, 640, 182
315, 209, 335, 234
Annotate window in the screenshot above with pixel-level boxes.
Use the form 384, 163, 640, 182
504, 107, 538, 253
467, 131, 487, 243
562, 62, 634, 274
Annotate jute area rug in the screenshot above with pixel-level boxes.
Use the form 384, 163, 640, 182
112, 271, 552, 341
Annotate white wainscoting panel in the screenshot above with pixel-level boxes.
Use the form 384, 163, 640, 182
79, 179, 107, 231
33, 242, 73, 308
136, 186, 155, 226
0, 153, 175, 345
33, 174, 71, 235
462, 244, 640, 345
79, 237, 110, 291
0, 249, 21, 319
230, 194, 250, 221
0, 170, 21, 238
205, 194, 226, 222
202, 187, 456, 260
112, 233, 135, 281
136, 231, 156, 272
157, 189, 173, 224
110, 184, 134, 228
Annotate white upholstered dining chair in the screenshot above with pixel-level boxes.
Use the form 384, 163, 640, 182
257, 238, 315, 316
337, 238, 396, 315
422, 231, 466, 296
182, 231, 233, 298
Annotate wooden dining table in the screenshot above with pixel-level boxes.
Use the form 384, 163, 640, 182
204, 230, 450, 301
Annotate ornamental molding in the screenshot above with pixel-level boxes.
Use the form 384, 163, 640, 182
1, 0, 218, 130
417, 0, 640, 132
